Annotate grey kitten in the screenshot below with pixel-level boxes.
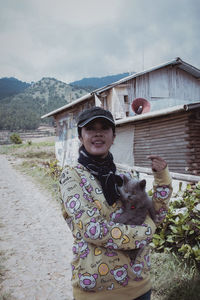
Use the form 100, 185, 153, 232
114, 174, 156, 261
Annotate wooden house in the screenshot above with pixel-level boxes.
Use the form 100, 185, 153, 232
41, 57, 200, 182
112, 103, 200, 181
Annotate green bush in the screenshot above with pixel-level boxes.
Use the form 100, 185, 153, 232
42, 160, 62, 180
10, 133, 22, 144
152, 182, 200, 272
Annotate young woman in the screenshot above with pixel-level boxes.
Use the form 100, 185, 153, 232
59, 107, 172, 300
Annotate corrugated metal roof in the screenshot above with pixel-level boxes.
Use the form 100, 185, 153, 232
41, 57, 200, 118
115, 102, 200, 126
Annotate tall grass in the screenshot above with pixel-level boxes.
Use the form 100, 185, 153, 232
151, 252, 200, 300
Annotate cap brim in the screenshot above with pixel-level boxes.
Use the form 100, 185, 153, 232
78, 116, 115, 127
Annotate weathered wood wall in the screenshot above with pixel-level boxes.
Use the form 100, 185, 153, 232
133, 110, 200, 175
186, 112, 200, 175
126, 66, 200, 113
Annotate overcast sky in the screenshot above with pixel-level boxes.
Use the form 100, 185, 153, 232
0, 0, 200, 83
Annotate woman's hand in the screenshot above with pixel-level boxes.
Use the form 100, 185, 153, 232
147, 155, 167, 172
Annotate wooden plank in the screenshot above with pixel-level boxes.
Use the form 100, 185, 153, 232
135, 125, 187, 133
135, 120, 188, 130
134, 118, 188, 126
134, 139, 187, 146
134, 141, 188, 148
116, 164, 200, 182
134, 153, 187, 159
135, 112, 188, 123
134, 147, 189, 153
135, 130, 188, 139
132, 112, 200, 176
134, 151, 189, 156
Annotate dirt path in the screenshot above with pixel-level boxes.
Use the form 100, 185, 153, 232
0, 155, 73, 300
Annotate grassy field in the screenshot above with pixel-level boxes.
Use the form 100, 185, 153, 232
0, 141, 200, 300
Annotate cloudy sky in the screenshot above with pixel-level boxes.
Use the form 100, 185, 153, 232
0, 0, 200, 83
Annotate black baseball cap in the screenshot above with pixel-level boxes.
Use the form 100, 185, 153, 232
77, 106, 115, 128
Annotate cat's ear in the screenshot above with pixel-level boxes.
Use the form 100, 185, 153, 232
139, 179, 146, 190
123, 174, 130, 185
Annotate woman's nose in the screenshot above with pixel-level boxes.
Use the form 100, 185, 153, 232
95, 130, 103, 136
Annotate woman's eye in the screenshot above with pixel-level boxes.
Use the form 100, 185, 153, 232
102, 126, 110, 130
85, 125, 110, 131
85, 126, 93, 131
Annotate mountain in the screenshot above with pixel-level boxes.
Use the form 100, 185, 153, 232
0, 77, 31, 100
0, 72, 133, 131
70, 72, 131, 90
0, 77, 89, 130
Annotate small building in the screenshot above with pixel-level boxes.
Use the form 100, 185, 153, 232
112, 103, 200, 179
41, 57, 200, 182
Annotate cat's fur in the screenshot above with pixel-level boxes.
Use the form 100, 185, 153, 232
114, 174, 156, 261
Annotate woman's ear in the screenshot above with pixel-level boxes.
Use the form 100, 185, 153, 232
112, 133, 116, 144
79, 135, 83, 144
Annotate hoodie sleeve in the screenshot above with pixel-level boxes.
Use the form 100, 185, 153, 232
152, 166, 173, 225
60, 166, 156, 251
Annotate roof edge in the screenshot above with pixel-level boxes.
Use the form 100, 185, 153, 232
94, 57, 200, 95
94, 57, 182, 94
115, 102, 200, 126
41, 58, 200, 118
41, 93, 92, 118
115, 106, 183, 125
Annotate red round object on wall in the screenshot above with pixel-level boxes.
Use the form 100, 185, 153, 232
131, 98, 151, 114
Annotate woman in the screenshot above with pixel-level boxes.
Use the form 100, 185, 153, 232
59, 106, 172, 300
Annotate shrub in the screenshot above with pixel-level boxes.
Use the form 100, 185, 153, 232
152, 182, 200, 272
42, 160, 62, 180
10, 133, 22, 144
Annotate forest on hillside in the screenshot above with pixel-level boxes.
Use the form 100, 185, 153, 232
0, 78, 88, 130
0, 96, 48, 130
0, 77, 30, 100
0, 73, 131, 131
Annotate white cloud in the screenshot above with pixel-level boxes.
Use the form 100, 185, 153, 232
0, 0, 200, 83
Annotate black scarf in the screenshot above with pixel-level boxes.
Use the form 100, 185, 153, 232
78, 146, 123, 206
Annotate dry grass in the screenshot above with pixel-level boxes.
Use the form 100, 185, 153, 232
0, 249, 16, 300
151, 252, 200, 300
0, 141, 55, 157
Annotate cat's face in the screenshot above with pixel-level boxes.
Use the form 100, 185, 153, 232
119, 175, 147, 209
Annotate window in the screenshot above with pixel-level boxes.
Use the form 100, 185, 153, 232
124, 95, 129, 117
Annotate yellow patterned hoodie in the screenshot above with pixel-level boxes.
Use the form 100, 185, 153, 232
59, 163, 172, 300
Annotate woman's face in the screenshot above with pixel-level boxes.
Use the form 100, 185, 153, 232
79, 119, 115, 158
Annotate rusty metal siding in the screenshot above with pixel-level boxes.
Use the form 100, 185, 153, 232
133, 113, 191, 174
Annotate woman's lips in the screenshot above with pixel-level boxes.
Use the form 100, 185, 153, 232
92, 140, 104, 145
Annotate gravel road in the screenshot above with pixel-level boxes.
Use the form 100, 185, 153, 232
0, 155, 73, 300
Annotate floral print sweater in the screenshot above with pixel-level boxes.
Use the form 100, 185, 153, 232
59, 163, 172, 300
